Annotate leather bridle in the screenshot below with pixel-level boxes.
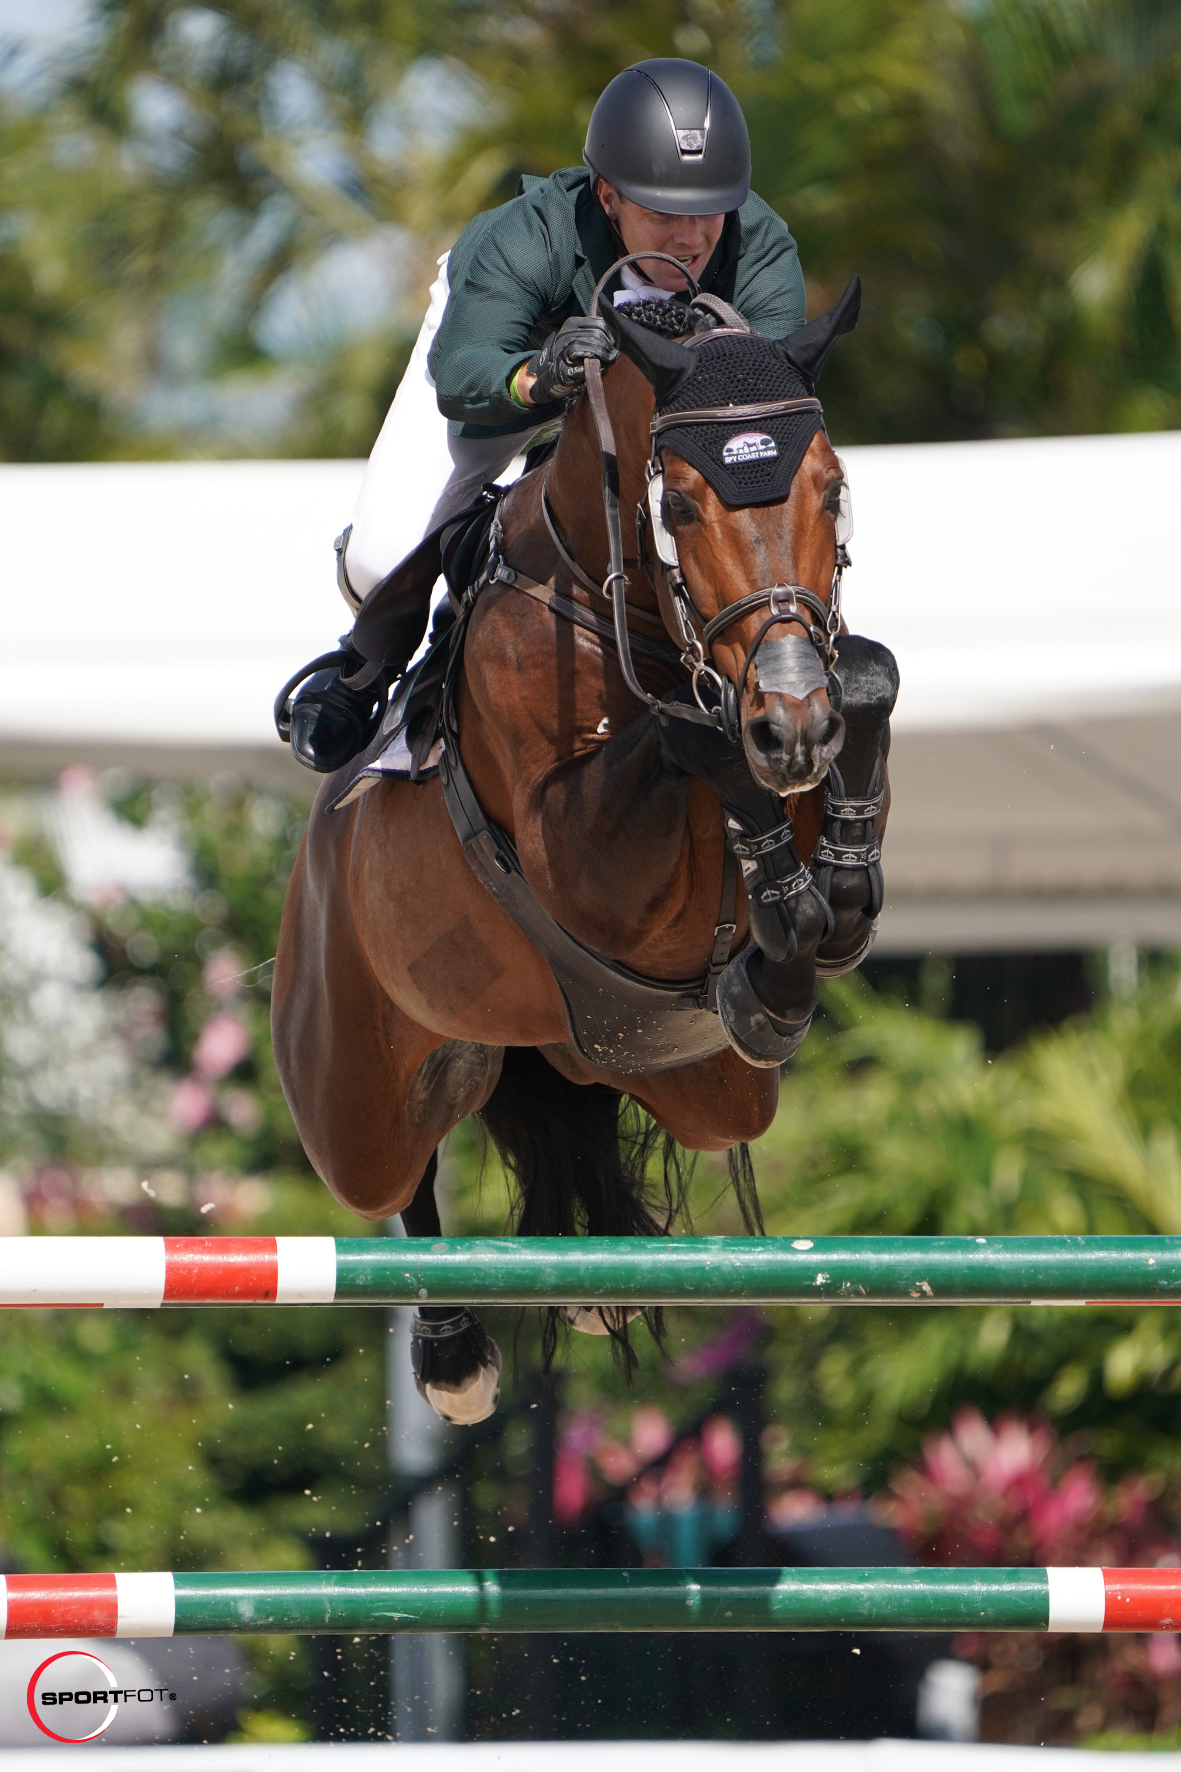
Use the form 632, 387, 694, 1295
570, 252, 847, 743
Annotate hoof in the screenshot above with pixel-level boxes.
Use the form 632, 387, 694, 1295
562, 1305, 643, 1336
417, 1352, 502, 1425
411, 1307, 502, 1426
717, 946, 812, 1068
815, 920, 878, 978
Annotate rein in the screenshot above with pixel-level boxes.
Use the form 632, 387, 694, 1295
565, 253, 847, 741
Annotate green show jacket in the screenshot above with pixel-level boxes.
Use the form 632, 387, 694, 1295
427, 167, 807, 440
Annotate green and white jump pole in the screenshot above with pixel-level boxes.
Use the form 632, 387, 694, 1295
1, 1568, 1178, 1639
6, 1234, 1178, 1641
2, 1235, 1181, 1308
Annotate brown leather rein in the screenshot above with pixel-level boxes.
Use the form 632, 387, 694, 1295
539, 251, 845, 741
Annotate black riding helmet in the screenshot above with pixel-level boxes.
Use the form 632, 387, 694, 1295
584, 59, 751, 215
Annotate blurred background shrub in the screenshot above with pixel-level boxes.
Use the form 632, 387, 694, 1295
3, 0, 1180, 460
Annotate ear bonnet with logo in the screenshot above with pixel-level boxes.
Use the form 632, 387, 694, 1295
607, 276, 861, 507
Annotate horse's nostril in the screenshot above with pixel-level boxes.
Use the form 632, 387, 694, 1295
745, 717, 780, 760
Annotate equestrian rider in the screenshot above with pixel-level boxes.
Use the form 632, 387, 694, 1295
287, 57, 809, 773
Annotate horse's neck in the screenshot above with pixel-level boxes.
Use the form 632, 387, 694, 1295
543, 359, 659, 610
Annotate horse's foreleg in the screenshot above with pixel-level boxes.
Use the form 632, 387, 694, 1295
811, 635, 899, 976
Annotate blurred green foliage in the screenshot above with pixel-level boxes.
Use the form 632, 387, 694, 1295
741, 969, 1181, 1493
2, 0, 1180, 456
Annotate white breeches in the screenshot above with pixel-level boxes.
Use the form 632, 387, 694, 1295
342, 253, 549, 604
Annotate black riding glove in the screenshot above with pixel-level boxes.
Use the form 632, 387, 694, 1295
525, 315, 619, 405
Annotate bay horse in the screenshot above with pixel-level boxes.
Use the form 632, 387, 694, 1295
272, 264, 898, 1423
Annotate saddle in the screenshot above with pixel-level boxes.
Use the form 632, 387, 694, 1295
331, 492, 501, 801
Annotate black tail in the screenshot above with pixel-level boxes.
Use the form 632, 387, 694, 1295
476, 1046, 761, 1372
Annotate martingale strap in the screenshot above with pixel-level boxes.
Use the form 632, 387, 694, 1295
436, 600, 741, 1074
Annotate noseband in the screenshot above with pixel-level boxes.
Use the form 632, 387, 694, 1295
572, 253, 848, 743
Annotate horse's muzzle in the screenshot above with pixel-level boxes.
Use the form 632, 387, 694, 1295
742, 692, 845, 793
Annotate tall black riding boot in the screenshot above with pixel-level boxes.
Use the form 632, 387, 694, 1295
274, 645, 391, 775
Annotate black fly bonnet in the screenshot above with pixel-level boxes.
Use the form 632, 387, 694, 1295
588, 265, 861, 740
651, 331, 824, 508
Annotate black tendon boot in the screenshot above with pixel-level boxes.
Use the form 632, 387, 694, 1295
812, 634, 900, 976
655, 698, 833, 1066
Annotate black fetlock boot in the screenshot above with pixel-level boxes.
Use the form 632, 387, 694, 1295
655, 696, 833, 1063
721, 804, 833, 965
410, 1306, 502, 1426
811, 635, 899, 976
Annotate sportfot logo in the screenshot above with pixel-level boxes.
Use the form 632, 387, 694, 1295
26, 1650, 177, 1743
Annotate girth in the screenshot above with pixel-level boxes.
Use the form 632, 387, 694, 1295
437, 600, 740, 1076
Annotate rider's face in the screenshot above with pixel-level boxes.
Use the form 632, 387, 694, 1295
596, 180, 725, 291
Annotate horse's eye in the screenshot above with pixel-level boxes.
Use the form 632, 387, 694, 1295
663, 490, 696, 525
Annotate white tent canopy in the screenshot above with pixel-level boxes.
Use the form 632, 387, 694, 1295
3, 433, 1180, 953
3, 431, 1180, 747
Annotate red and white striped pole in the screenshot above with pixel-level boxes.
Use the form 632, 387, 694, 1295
1, 1568, 1179, 1638
0, 1238, 336, 1307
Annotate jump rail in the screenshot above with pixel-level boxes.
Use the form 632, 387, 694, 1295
2, 1568, 1178, 1638
2, 1235, 1181, 1309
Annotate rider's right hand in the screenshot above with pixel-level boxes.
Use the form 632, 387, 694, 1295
525, 315, 619, 405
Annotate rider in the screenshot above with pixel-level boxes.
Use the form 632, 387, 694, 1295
286, 57, 809, 773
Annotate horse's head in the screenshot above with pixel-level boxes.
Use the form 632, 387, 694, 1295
611, 279, 861, 796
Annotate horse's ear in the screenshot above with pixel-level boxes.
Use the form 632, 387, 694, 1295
776, 275, 861, 388
604, 307, 696, 405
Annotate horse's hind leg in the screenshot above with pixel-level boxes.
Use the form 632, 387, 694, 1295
401, 1151, 502, 1427
273, 798, 503, 1219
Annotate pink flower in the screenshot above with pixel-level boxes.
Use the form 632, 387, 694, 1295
887, 1407, 1181, 1571
203, 949, 244, 1002
767, 1488, 826, 1526
553, 1451, 592, 1524
192, 1012, 251, 1080
701, 1414, 742, 1483
559, 1408, 605, 1461
57, 765, 99, 799
594, 1439, 639, 1485
219, 1089, 262, 1134
1147, 1633, 1181, 1678
630, 1405, 673, 1463
169, 1076, 215, 1135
